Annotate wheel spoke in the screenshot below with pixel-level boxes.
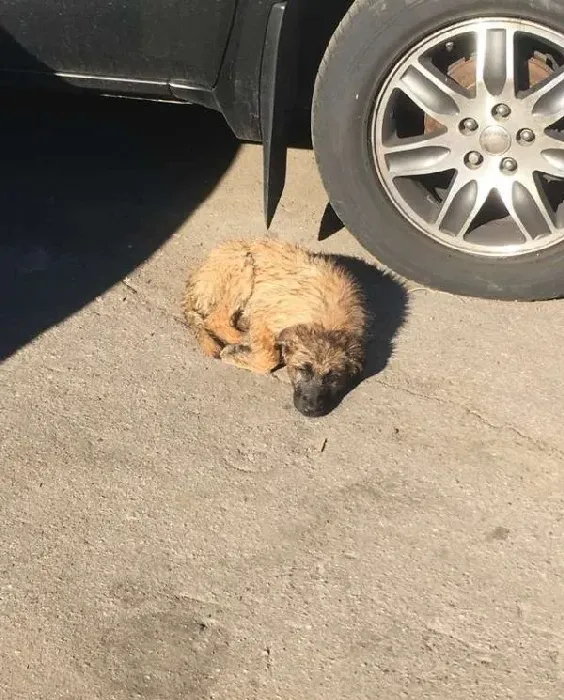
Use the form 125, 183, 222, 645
475, 27, 515, 99
498, 177, 556, 239
524, 130, 564, 178
435, 172, 469, 228
397, 61, 466, 127
539, 148, 564, 178
437, 175, 488, 237
528, 66, 564, 127
382, 133, 455, 177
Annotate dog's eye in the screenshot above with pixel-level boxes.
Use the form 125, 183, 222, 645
325, 371, 341, 384
299, 363, 313, 376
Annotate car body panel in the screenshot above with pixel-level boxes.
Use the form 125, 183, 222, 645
0, 0, 303, 223
0, 0, 238, 87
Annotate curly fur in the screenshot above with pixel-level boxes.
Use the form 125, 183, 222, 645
183, 238, 367, 416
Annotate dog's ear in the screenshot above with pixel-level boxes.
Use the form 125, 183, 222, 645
277, 326, 302, 359
343, 333, 365, 375
277, 326, 296, 350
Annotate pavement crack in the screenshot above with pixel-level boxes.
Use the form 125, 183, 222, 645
425, 622, 490, 655
121, 277, 140, 295
376, 378, 564, 459
119, 278, 187, 328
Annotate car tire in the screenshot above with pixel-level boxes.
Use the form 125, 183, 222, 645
312, 0, 564, 300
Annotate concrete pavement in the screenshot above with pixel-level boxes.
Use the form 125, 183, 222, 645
1, 97, 563, 699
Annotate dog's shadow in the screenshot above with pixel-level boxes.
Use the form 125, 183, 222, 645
322, 252, 410, 384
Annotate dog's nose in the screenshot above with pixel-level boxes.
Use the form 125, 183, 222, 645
297, 399, 327, 418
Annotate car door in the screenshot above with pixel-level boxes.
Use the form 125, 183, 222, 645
0, 0, 238, 89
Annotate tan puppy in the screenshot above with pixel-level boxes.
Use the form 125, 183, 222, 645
183, 238, 366, 416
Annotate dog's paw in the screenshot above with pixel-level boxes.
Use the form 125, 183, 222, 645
219, 344, 251, 364
184, 310, 205, 329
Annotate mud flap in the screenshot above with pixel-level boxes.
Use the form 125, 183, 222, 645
260, 0, 299, 228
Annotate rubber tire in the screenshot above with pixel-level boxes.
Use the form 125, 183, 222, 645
312, 0, 564, 301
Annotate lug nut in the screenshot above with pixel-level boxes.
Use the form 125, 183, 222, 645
493, 103, 511, 119
518, 128, 535, 145
466, 151, 483, 167
501, 157, 518, 173
460, 117, 479, 133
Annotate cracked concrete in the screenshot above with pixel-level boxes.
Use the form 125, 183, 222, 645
375, 378, 564, 462
1, 98, 564, 699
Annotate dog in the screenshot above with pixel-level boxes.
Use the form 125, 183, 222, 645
182, 238, 366, 417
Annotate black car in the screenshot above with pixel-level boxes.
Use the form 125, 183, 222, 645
5, 0, 564, 301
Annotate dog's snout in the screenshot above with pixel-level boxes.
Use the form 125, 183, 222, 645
293, 390, 330, 418
298, 403, 327, 418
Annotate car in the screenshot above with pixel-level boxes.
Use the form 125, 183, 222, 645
4, 0, 564, 301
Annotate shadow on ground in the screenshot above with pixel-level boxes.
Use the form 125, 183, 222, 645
332, 254, 409, 380
305, 251, 410, 414
318, 202, 345, 241
0, 91, 239, 361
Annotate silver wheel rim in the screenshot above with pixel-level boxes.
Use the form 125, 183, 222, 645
371, 18, 564, 257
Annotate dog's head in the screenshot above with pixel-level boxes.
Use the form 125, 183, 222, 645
277, 324, 364, 417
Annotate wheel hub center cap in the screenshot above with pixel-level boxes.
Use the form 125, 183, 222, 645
480, 125, 511, 155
